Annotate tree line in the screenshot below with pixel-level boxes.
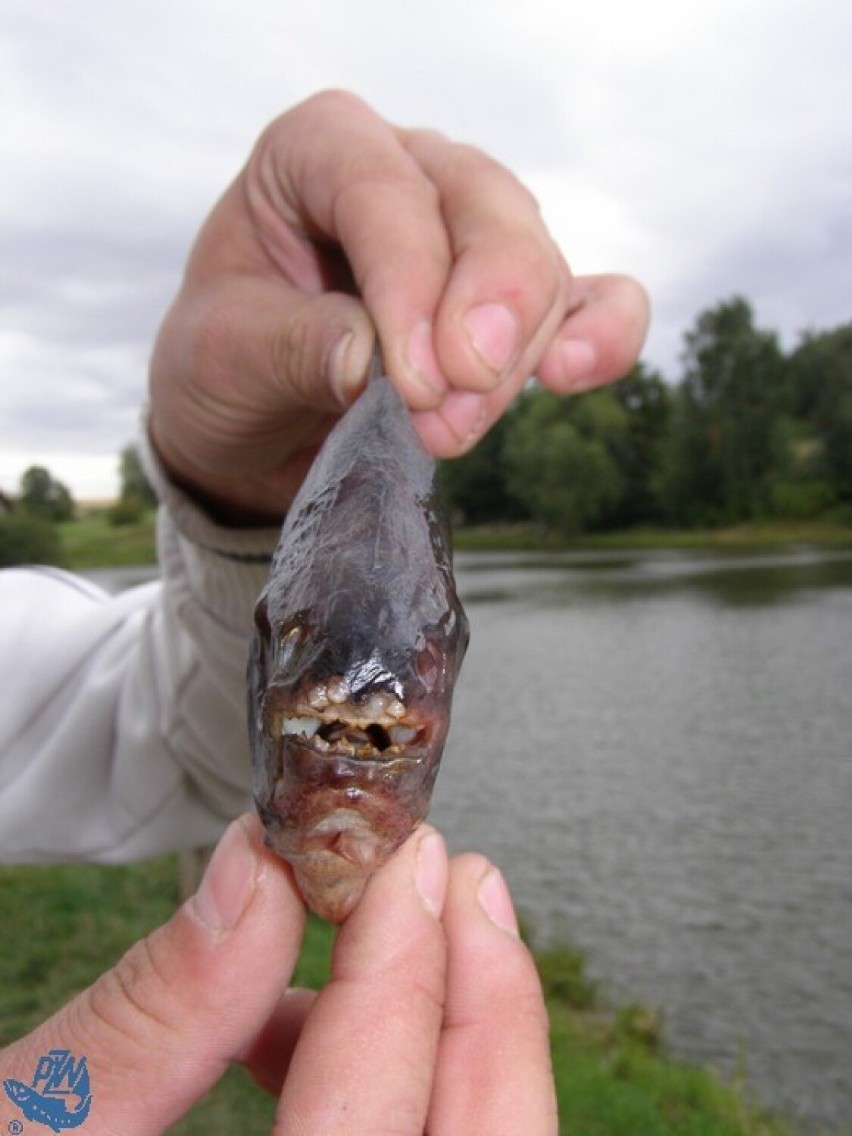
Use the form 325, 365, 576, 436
3, 293, 851, 567
0, 446, 155, 567
440, 296, 852, 534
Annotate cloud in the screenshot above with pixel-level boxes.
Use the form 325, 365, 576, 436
1, 0, 851, 497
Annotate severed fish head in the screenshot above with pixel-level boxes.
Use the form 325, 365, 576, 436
248, 374, 468, 922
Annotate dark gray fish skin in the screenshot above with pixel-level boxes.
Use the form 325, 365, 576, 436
248, 374, 468, 922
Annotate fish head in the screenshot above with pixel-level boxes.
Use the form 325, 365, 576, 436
249, 596, 468, 922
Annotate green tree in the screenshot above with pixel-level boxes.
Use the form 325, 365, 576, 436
663, 297, 787, 525
789, 323, 852, 505
0, 513, 63, 567
118, 443, 156, 507
438, 414, 525, 525
609, 362, 672, 526
19, 466, 75, 523
503, 387, 624, 535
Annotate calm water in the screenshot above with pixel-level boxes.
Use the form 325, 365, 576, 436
90, 549, 852, 1131
431, 548, 852, 1134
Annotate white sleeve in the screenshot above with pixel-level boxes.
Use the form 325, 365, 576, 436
0, 431, 279, 863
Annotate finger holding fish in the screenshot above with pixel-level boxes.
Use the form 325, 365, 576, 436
428, 854, 558, 1135
149, 91, 647, 523
413, 270, 650, 457
268, 831, 556, 1135
273, 826, 448, 1134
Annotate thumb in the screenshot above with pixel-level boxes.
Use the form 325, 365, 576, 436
0, 815, 305, 1136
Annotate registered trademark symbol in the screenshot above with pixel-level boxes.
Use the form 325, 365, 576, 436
8, 1120, 24, 1135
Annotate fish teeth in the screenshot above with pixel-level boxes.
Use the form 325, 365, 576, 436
308, 685, 330, 711
389, 725, 419, 745
282, 716, 322, 738
326, 677, 350, 705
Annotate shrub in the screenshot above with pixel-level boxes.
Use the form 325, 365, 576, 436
108, 495, 146, 526
0, 514, 63, 567
769, 479, 836, 519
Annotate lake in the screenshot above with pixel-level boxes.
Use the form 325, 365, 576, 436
89, 547, 852, 1132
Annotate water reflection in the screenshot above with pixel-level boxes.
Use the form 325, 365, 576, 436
457, 547, 852, 609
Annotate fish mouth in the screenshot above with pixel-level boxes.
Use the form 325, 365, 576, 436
266, 675, 429, 762
255, 672, 446, 921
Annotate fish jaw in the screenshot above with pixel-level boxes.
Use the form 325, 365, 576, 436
253, 683, 448, 922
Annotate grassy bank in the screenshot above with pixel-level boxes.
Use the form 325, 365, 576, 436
454, 519, 852, 553
59, 508, 157, 569
55, 510, 852, 572
0, 858, 785, 1134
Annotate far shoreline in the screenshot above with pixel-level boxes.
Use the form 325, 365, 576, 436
57, 510, 852, 571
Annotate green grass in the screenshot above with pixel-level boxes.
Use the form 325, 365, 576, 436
58, 509, 157, 569
0, 859, 786, 1134
48, 509, 852, 572
46, 508, 852, 572
454, 519, 852, 553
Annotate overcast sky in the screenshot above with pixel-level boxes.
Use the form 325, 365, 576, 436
2, 0, 850, 498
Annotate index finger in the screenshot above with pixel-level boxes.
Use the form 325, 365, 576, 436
273, 826, 448, 1134
428, 854, 558, 1135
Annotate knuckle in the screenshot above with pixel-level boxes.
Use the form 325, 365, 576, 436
80, 933, 183, 1069
300, 87, 374, 123
261, 89, 375, 144
271, 307, 313, 396
331, 155, 441, 229
187, 286, 239, 378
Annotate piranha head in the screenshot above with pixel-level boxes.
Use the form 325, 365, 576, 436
249, 602, 467, 923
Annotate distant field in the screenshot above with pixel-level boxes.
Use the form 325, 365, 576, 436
59, 508, 157, 569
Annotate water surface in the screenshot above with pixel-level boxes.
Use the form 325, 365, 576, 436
431, 548, 852, 1133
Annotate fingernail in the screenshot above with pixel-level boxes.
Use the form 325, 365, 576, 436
559, 338, 598, 391
192, 816, 257, 932
329, 331, 371, 406
406, 319, 448, 397
415, 830, 448, 918
441, 389, 489, 449
464, 303, 519, 380
478, 867, 520, 938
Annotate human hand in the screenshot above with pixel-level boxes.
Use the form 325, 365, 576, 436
0, 817, 556, 1134
149, 89, 648, 524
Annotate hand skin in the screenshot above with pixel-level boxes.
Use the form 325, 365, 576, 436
149, 89, 649, 525
0, 818, 558, 1135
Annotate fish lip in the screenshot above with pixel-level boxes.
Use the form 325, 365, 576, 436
261, 789, 416, 871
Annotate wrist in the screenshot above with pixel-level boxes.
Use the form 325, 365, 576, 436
159, 466, 287, 529
147, 426, 287, 529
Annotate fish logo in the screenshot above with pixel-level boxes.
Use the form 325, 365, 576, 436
3, 1049, 92, 1132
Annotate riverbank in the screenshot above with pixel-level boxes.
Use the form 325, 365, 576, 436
59, 509, 156, 568
454, 518, 852, 552
57, 509, 852, 571
0, 857, 785, 1134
